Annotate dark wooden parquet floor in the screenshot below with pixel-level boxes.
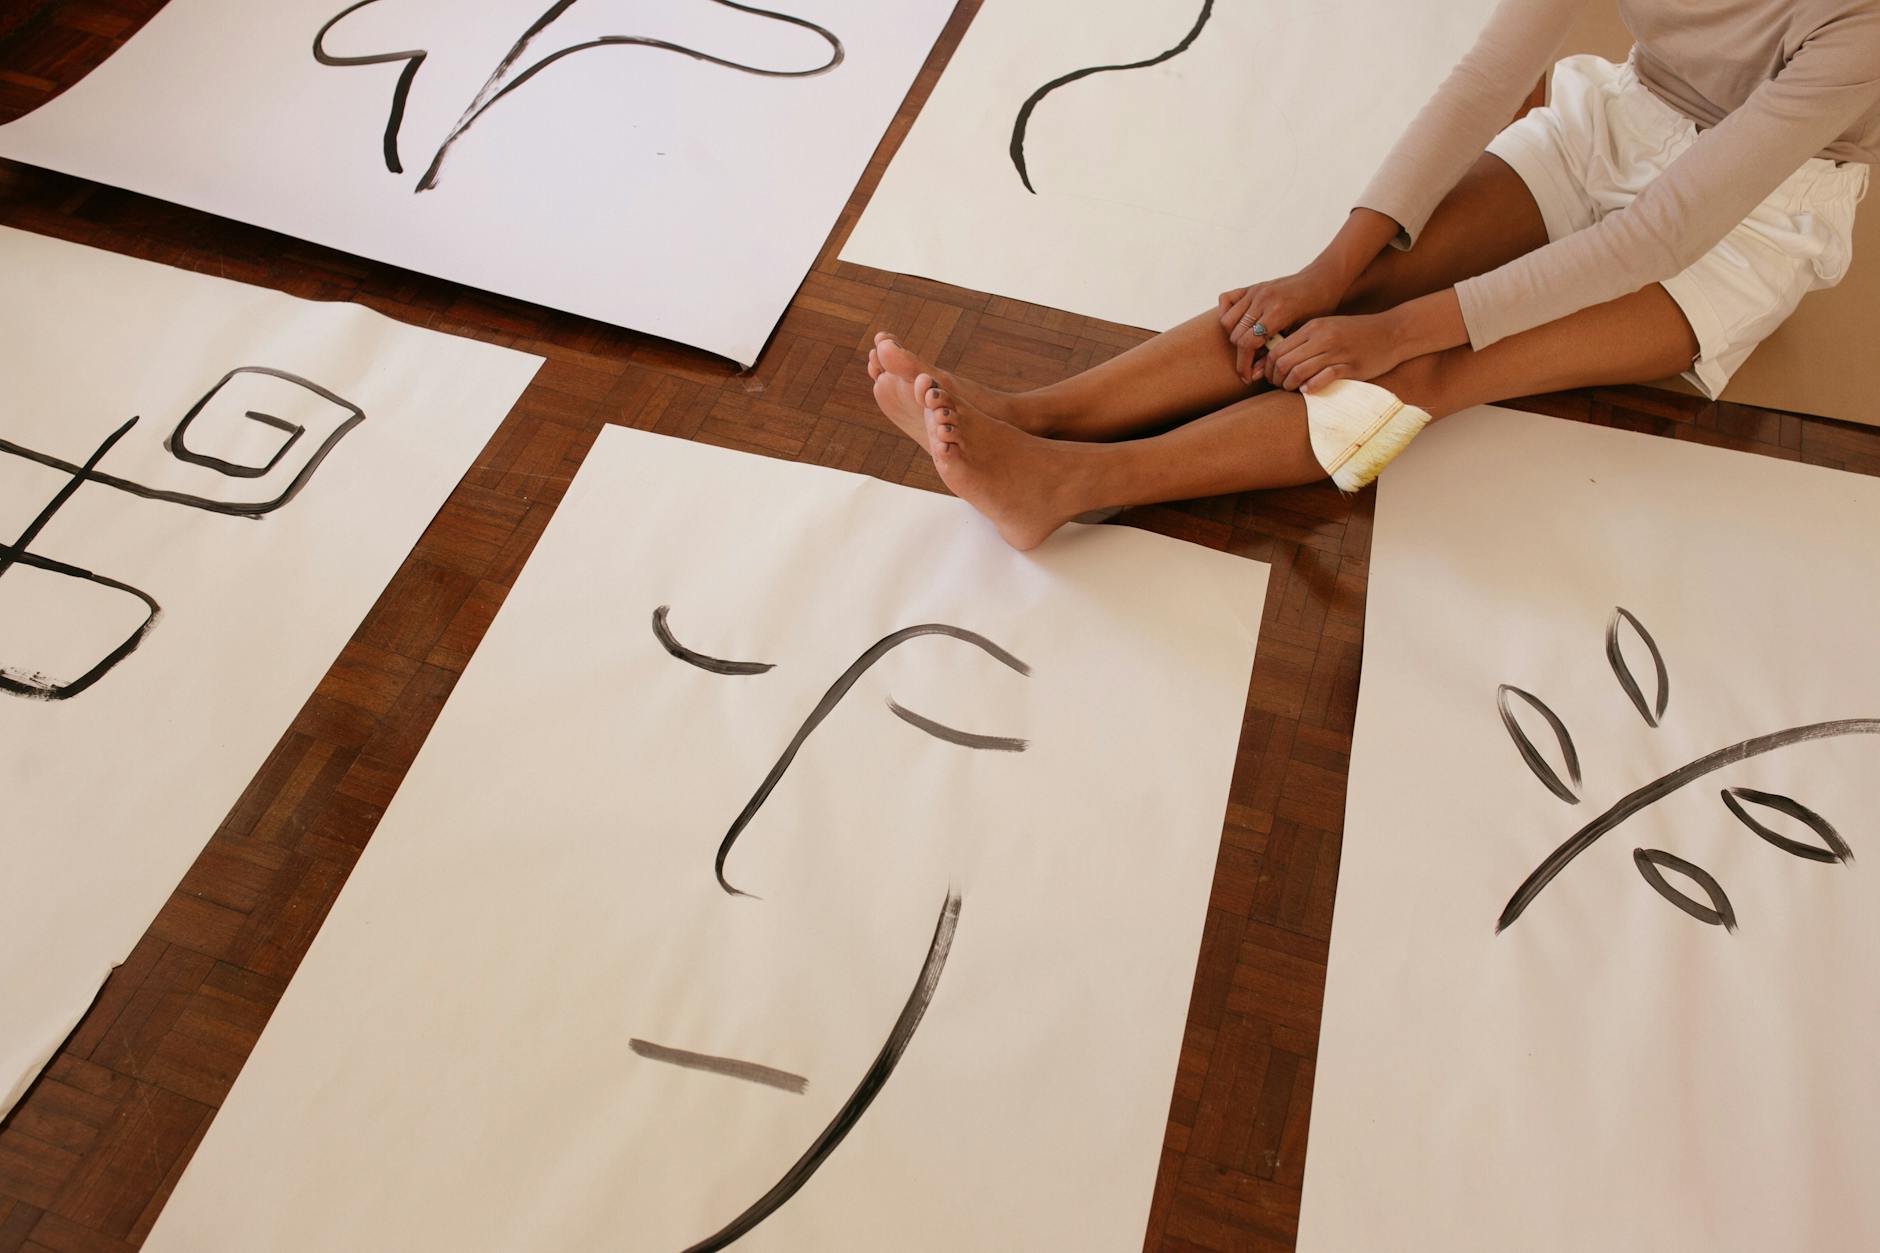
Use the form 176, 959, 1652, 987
4, 3, 1879, 1250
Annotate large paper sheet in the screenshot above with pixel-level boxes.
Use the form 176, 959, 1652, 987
842, 0, 1502, 331
143, 426, 1268, 1251
1301, 407, 1880, 1251
0, 0, 953, 366
0, 226, 541, 1117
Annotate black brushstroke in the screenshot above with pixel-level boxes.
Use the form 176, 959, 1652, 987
0, 368, 364, 518
677, 889, 962, 1253
629, 1038, 808, 1094
1722, 787, 1852, 864
652, 605, 775, 675
887, 697, 1027, 752
1633, 848, 1737, 930
1607, 607, 1669, 728
313, 0, 427, 173
1496, 719, 1880, 932
3, 369, 363, 699
0, 418, 162, 700
716, 625, 1029, 896
407, 0, 846, 193
1008, 0, 1214, 194
1496, 684, 1581, 804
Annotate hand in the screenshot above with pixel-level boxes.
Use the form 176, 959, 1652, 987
1218, 266, 1347, 385
1263, 312, 1411, 393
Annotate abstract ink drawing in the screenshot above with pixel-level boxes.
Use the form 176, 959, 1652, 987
1008, 0, 1214, 194
0, 368, 364, 700
314, 0, 846, 192
1494, 606, 1874, 933
644, 606, 1027, 1249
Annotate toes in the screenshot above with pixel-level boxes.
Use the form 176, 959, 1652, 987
914, 373, 936, 406
930, 407, 960, 450
867, 348, 882, 381
878, 337, 922, 380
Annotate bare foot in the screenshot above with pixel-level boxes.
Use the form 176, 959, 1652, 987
921, 379, 1105, 551
872, 332, 1052, 436
870, 362, 930, 447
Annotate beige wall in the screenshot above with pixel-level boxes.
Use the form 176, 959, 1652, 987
1558, 3, 1874, 424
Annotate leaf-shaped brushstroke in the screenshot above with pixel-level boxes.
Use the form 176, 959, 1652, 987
1607, 607, 1669, 727
1496, 684, 1582, 804
312, 0, 427, 174
1722, 787, 1852, 864
1008, 0, 1214, 194
1633, 848, 1737, 930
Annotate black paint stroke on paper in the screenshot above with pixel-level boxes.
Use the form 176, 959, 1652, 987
1008, 0, 1214, 194
676, 889, 962, 1253
0, 368, 364, 519
887, 697, 1028, 752
1722, 787, 1852, 864
652, 605, 775, 675
316, 1, 845, 193
710, 624, 1030, 896
0, 418, 161, 700
1496, 719, 1880, 932
1607, 606, 1669, 727
313, 0, 428, 173
2, 368, 363, 699
1633, 848, 1737, 930
1496, 684, 1581, 804
629, 1038, 808, 1094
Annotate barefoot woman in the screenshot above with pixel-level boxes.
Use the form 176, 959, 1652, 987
869, 0, 1877, 549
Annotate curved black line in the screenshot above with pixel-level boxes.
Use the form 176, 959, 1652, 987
312, 0, 428, 174
1496, 684, 1581, 804
652, 605, 775, 675
0, 368, 365, 518
1008, 0, 1213, 194
887, 697, 1027, 752
415, 0, 845, 192
677, 889, 961, 1253
1607, 607, 1669, 728
1633, 848, 1736, 930
1496, 719, 1880, 933
1722, 787, 1852, 864
716, 625, 1029, 896
0, 418, 163, 701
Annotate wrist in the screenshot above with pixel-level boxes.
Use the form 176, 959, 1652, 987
1387, 290, 1469, 358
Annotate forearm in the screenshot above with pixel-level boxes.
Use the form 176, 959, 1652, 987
1385, 288, 1470, 357
1306, 208, 1405, 293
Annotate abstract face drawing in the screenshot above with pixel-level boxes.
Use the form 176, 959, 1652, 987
0, 368, 363, 699
635, 605, 1029, 1252
312, 0, 846, 193
1493, 607, 1877, 934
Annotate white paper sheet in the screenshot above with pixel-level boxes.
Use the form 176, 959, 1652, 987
1301, 407, 1880, 1252
0, 226, 541, 1117
142, 426, 1268, 1251
842, 0, 1502, 332
0, 0, 953, 366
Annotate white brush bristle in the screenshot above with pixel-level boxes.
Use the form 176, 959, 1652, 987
1303, 379, 1433, 493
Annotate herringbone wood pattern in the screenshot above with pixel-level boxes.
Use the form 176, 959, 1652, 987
4, 3, 1880, 1250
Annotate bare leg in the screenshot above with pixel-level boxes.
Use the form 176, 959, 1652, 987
923, 284, 1700, 549
871, 153, 1549, 443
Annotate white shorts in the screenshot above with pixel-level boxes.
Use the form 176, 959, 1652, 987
1486, 54, 1869, 399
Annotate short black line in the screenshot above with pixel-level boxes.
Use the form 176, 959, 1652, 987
887, 698, 1027, 752
1634, 848, 1737, 930
1496, 719, 1880, 932
1008, 0, 1213, 194
414, 0, 844, 192
715, 626, 1028, 896
652, 605, 775, 676
677, 890, 961, 1253
312, 0, 428, 174
1496, 684, 1581, 804
629, 1039, 808, 1094
0, 416, 138, 581
1607, 606, 1669, 727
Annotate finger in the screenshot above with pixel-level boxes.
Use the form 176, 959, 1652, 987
1218, 287, 1247, 316
1302, 366, 1346, 395
1283, 352, 1336, 393
1235, 326, 1262, 383
1222, 290, 1255, 332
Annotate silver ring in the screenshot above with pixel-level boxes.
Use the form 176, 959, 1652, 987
1250, 320, 1269, 339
